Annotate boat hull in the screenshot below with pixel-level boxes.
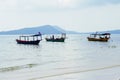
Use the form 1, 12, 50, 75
87, 37, 109, 42
16, 39, 40, 45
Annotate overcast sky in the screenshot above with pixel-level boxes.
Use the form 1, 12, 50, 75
0, 0, 120, 32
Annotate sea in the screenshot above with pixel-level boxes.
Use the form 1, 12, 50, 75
0, 34, 120, 80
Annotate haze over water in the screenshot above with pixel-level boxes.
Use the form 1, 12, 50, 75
0, 34, 120, 80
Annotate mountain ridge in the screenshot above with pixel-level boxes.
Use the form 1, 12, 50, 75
0, 25, 79, 35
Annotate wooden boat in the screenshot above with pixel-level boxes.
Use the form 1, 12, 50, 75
16, 32, 42, 45
87, 32, 111, 42
45, 33, 66, 42
46, 37, 65, 42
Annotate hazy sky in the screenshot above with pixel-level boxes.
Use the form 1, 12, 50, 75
0, 0, 120, 32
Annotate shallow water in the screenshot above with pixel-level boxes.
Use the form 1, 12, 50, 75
0, 34, 120, 80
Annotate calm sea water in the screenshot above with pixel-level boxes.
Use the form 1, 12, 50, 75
0, 34, 120, 80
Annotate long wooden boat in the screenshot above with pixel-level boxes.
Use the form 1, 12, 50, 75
16, 32, 42, 45
45, 33, 66, 42
87, 33, 111, 42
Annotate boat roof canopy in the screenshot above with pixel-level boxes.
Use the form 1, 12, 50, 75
31, 34, 41, 37
19, 32, 42, 37
91, 33, 111, 36
101, 33, 111, 35
20, 35, 41, 37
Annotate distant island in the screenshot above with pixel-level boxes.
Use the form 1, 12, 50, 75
102, 29, 120, 34
0, 25, 80, 35
86, 29, 120, 34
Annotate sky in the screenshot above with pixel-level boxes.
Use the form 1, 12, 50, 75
0, 0, 120, 32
